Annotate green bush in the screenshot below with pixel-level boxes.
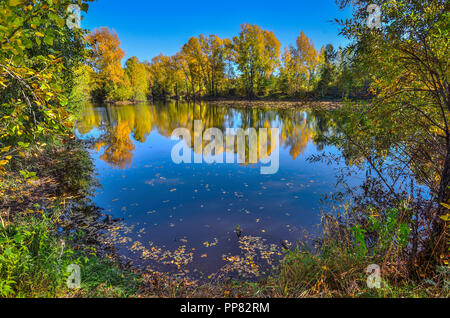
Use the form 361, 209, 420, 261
0, 216, 77, 297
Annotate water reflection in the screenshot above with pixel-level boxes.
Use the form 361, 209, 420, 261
76, 102, 340, 278
77, 102, 324, 169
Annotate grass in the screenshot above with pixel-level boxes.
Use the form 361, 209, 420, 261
0, 210, 447, 298
0, 139, 138, 298
0, 214, 143, 298
64, 256, 140, 298
0, 215, 71, 297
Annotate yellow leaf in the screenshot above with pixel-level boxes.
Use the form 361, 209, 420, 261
8, 0, 25, 6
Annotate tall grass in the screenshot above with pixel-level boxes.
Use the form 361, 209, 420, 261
259, 203, 450, 298
0, 216, 75, 297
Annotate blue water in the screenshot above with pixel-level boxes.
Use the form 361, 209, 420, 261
76, 102, 356, 278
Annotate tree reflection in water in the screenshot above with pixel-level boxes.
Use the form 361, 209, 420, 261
76, 102, 327, 169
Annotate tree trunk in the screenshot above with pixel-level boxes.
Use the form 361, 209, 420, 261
437, 147, 450, 215
427, 146, 450, 264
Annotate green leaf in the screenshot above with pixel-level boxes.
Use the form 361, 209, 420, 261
81, 3, 89, 13
43, 35, 54, 46
14, 233, 23, 243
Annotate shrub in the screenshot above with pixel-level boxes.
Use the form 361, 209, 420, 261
0, 216, 76, 297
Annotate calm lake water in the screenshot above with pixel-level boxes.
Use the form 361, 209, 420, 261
76, 102, 354, 279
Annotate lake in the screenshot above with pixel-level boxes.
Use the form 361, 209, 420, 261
76, 102, 355, 280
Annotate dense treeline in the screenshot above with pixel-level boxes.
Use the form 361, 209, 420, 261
83, 25, 367, 102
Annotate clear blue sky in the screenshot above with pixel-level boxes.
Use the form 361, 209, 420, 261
81, 0, 352, 63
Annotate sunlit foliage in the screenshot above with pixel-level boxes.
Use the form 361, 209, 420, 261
125, 56, 149, 101
0, 0, 93, 175
86, 27, 131, 101
335, 0, 450, 265
232, 24, 281, 98
279, 31, 319, 95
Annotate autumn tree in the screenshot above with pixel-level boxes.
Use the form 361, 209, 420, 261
333, 46, 366, 98
279, 31, 319, 95
86, 27, 130, 101
336, 0, 450, 265
222, 38, 237, 94
179, 37, 204, 98
124, 56, 149, 101
316, 44, 337, 97
198, 35, 226, 96
147, 54, 184, 99
232, 24, 281, 98
0, 0, 93, 174
297, 31, 319, 88
279, 47, 298, 95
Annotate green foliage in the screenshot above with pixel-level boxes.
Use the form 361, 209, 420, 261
0, 215, 141, 298
107, 81, 133, 102
78, 256, 139, 297
335, 0, 449, 265
368, 207, 411, 253
232, 24, 281, 97
268, 202, 445, 297
0, 0, 93, 174
0, 216, 76, 297
351, 224, 368, 258
125, 56, 149, 101
345, 205, 413, 261
70, 64, 95, 109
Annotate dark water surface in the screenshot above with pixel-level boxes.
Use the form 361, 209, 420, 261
76, 102, 354, 279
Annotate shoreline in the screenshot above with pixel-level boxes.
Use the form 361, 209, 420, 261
206, 99, 343, 110
103, 98, 346, 110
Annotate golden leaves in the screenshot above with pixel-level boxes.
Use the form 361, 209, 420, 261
86, 27, 126, 87
203, 238, 218, 248
8, 0, 25, 7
